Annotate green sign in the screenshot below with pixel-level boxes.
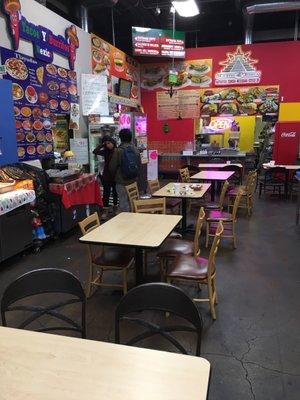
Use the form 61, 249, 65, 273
0, 65, 6, 74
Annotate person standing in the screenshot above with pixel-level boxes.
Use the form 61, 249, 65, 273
109, 129, 141, 212
93, 135, 118, 217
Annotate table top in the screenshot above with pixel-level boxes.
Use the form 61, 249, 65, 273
191, 170, 235, 181
153, 182, 211, 199
262, 163, 300, 170
198, 163, 243, 169
0, 326, 210, 400
159, 152, 246, 158
80, 212, 182, 248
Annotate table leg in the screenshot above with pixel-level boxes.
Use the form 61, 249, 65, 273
181, 197, 187, 233
210, 181, 216, 202
135, 247, 144, 285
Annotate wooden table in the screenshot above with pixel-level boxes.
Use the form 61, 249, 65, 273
0, 326, 211, 400
80, 212, 182, 284
262, 163, 300, 170
152, 183, 211, 232
191, 170, 234, 201
198, 163, 243, 169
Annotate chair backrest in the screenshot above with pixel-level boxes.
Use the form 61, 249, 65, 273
232, 190, 243, 220
133, 197, 166, 214
115, 282, 203, 356
1, 268, 86, 338
125, 182, 139, 212
148, 179, 160, 195
247, 171, 257, 195
265, 166, 287, 181
78, 212, 100, 235
219, 180, 230, 209
207, 221, 224, 278
222, 165, 243, 184
193, 207, 206, 256
179, 167, 190, 183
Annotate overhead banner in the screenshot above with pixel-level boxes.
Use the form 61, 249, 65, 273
157, 90, 200, 120
141, 59, 213, 91
0, 47, 79, 161
2, 0, 79, 69
200, 85, 279, 117
91, 33, 140, 102
215, 46, 261, 86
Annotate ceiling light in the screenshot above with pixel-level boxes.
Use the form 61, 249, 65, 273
155, 6, 161, 15
134, 27, 151, 33
170, 6, 176, 14
171, 0, 200, 17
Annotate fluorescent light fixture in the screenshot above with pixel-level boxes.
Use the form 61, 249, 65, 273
171, 0, 200, 17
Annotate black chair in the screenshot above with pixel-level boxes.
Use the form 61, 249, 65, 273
1, 268, 86, 338
115, 283, 203, 356
258, 167, 288, 197
288, 168, 300, 198
222, 165, 243, 186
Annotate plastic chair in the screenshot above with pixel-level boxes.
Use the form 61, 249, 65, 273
1, 268, 86, 338
115, 282, 203, 356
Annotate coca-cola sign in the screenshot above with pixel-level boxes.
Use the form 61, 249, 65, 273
281, 131, 296, 138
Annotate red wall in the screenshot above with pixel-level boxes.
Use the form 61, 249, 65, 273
142, 41, 300, 146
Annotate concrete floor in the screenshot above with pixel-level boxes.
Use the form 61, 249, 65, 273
0, 193, 299, 400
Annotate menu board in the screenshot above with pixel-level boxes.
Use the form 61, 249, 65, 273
132, 27, 185, 58
199, 86, 279, 117
157, 90, 200, 120
141, 59, 212, 91
91, 34, 140, 102
0, 48, 78, 161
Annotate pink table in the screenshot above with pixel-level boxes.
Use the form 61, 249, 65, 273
191, 170, 234, 201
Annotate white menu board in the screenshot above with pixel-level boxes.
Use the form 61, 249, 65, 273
81, 74, 109, 116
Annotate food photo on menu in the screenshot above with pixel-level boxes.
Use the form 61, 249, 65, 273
0, 47, 79, 161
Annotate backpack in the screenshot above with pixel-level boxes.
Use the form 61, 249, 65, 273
120, 145, 140, 179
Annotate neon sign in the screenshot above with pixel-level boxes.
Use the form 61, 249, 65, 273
2, 0, 79, 70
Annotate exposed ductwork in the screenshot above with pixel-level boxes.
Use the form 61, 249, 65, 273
243, 1, 300, 44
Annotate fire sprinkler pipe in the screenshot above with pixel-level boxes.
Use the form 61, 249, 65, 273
243, 1, 300, 44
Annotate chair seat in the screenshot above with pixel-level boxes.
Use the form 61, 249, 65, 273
206, 210, 233, 222
228, 187, 246, 196
168, 231, 183, 239
157, 238, 194, 257
168, 255, 210, 280
204, 201, 221, 210
166, 198, 182, 208
93, 247, 133, 268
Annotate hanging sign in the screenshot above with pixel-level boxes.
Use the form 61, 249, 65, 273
81, 74, 109, 116
215, 46, 261, 86
2, 0, 79, 69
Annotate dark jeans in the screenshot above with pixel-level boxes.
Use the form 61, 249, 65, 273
102, 179, 118, 207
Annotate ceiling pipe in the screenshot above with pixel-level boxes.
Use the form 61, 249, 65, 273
80, 5, 89, 32
243, 1, 300, 44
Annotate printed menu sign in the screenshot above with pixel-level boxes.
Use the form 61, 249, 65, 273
157, 90, 200, 120
0, 47, 78, 161
91, 33, 140, 102
199, 86, 279, 117
132, 27, 185, 58
81, 74, 109, 116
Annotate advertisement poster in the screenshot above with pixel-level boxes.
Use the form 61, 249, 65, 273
70, 138, 89, 165
200, 85, 279, 117
215, 46, 261, 86
157, 90, 200, 120
52, 117, 69, 154
81, 74, 109, 116
91, 33, 140, 101
132, 27, 185, 58
0, 47, 78, 161
141, 59, 212, 91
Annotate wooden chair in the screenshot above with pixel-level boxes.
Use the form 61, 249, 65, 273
204, 180, 229, 211
166, 221, 224, 320
228, 171, 257, 216
79, 212, 134, 297
157, 207, 206, 280
148, 179, 181, 214
179, 167, 191, 183
206, 190, 242, 249
133, 197, 166, 214
125, 182, 139, 212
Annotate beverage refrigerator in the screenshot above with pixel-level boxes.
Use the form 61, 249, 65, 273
273, 121, 300, 164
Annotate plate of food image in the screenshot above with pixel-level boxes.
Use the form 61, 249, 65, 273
102, 41, 110, 53
37, 144, 46, 155
68, 84, 77, 96
68, 70, 77, 80
25, 86, 38, 104
5, 58, 28, 80
46, 132, 53, 142
39, 92, 49, 103
92, 36, 101, 49
114, 52, 124, 72
46, 64, 58, 76
36, 66, 44, 84
43, 120, 52, 130
32, 107, 43, 119
18, 147, 26, 158
27, 145, 36, 155
201, 103, 219, 116
36, 132, 46, 142
16, 132, 25, 142
190, 75, 212, 87
12, 83, 24, 100
49, 99, 58, 110
45, 144, 53, 153
60, 83, 68, 95
239, 102, 258, 115
22, 120, 32, 131
47, 81, 59, 91
33, 120, 43, 131
92, 50, 102, 63
188, 63, 210, 76
21, 106, 32, 118
26, 132, 36, 143
15, 120, 22, 130
60, 100, 70, 111
219, 102, 238, 115
14, 106, 20, 117
42, 108, 51, 118
58, 67, 68, 78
